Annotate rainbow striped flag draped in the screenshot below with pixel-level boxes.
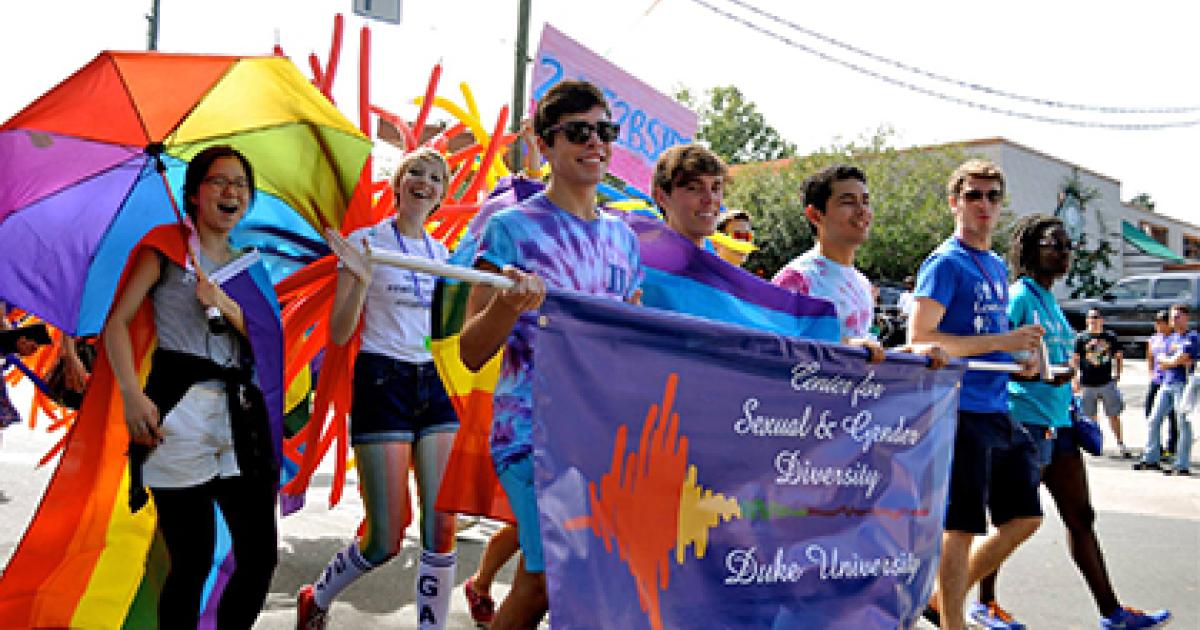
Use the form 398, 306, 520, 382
430, 178, 546, 522
0, 225, 284, 629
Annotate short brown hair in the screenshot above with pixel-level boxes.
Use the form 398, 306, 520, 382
652, 144, 727, 196
947, 158, 1005, 197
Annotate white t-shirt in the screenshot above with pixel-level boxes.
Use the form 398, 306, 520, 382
347, 218, 449, 363
771, 248, 874, 340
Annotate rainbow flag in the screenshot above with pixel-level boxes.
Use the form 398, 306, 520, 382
430, 180, 545, 522
0, 225, 284, 629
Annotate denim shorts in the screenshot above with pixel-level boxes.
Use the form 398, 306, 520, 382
1026, 425, 1058, 468
350, 352, 458, 445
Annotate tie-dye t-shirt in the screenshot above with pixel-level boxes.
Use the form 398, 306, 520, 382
771, 248, 874, 340
475, 192, 643, 470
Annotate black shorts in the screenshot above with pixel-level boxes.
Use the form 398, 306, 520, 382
350, 352, 458, 445
945, 411, 1043, 534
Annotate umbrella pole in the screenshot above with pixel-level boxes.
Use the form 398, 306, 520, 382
145, 143, 198, 269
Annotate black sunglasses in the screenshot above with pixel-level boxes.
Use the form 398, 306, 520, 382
546, 120, 621, 144
961, 189, 1003, 203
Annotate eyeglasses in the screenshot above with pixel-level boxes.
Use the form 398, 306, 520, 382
961, 189, 1003, 203
203, 175, 250, 191
1086, 314, 1103, 320
546, 120, 621, 144
730, 230, 753, 242
1037, 239, 1074, 252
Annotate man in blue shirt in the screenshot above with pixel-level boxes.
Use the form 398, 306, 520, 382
909, 159, 1045, 630
1136, 303, 1197, 475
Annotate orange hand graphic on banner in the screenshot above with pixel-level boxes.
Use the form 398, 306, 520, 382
567, 373, 687, 630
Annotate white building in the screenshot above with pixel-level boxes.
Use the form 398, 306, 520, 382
951, 138, 1200, 290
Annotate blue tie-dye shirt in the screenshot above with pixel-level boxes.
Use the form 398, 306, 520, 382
475, 192, 643, 470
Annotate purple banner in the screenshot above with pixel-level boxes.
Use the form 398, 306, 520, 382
531, 24, 697, 193
532, 292, 964, 629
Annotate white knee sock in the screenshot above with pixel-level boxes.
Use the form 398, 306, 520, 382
312, 542, 375, 610
416, 549, 456, 629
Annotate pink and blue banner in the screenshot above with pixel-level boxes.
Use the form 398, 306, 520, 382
531, 24, 697, 193
531, 292, 964, 629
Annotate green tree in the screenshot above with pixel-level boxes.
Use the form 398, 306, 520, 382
1059, 172, 1115, 298
727, 129, 997, 282
676, 85, 796, 165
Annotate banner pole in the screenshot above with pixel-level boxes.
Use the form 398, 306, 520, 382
370, 248, 1067, 378
369, 249, 515, 289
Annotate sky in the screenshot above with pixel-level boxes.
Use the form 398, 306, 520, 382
3, 0, 1196, 225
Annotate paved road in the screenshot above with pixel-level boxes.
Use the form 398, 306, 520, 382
2, 359, 1196, 629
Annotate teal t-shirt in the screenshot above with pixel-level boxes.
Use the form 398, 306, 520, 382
1006, 277, 1073, 428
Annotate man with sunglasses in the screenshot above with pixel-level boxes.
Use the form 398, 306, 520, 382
1073, 309, 1128, 458
458, 79, 642, 630
910, 159, 1045, 630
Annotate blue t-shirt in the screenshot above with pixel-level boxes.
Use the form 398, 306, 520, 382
1006, 277, 1072, 428
1160, 330, 1199, 386
915, 237, 1011, 413
475, 193, 643, 470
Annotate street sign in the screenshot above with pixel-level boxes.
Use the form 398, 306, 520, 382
352, 0, 401, 25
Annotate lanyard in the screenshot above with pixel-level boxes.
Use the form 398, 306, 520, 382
955, 238, 1000, 290
1019, 276, 1056, 322
391, 223, 437, 307
1020, 276, 1070, 355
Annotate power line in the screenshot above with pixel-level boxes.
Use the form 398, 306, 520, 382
684, 0, 1200, 130
724, 0, 1199, 116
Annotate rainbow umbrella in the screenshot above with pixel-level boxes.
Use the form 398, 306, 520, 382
0, 50, 371, 334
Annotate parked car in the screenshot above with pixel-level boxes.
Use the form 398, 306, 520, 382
874, 283, 908, 347
1059, 272, 1200, 357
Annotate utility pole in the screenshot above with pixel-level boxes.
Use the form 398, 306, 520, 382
510, 0, 532, 172
147, 0, 161, 51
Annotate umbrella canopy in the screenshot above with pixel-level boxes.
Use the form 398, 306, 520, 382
0, 51, 371, 335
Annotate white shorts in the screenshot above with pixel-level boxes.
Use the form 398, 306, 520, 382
142, 382, 241, 488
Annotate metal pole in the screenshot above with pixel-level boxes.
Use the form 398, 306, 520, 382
147, 0, 161, 51
509, 0, 532, 172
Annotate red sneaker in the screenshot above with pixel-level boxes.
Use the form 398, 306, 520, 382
296, 584, 328, 630
464, 577, 496, 625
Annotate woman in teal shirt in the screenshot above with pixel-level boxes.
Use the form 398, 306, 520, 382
970, 214, 1170, 630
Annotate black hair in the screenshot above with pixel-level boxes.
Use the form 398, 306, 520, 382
1008, 213, 1065, 279
183, 145, 255, 218
801, 165, 867, 235
534, 80, 610, 147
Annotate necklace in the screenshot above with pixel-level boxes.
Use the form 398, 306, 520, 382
391, 222, 437, 307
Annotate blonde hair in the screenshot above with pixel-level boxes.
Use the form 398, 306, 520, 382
947, 159, 1005, 197
392, 147, 450, 202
